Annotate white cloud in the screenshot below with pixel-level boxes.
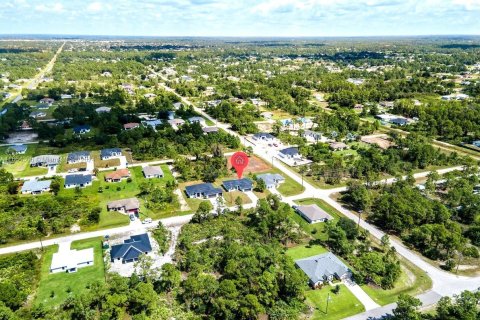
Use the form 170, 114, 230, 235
35, 2, 64, 13
87, 2, 103, 12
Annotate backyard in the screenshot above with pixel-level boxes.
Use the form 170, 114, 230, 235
35, 237, 105, 307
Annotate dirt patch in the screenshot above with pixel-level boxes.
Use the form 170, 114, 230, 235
226, 155, 271, 174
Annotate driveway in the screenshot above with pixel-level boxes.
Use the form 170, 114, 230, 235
343, 278, 380, 311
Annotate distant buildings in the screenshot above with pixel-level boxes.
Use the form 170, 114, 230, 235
39, 97, 54, 105
188, 116, 206, 127
253, 132, 275, 142
256, 173, 285, 189
105, 169, 131, 183
123, 122, 140, 130
30, 155, 60, 167
95, 106, 111, 113
100, 148, 122, 160
67, 151, 91, 164
278, 147, 301, 160
73, 125, 91, 135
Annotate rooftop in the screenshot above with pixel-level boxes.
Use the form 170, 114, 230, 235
21, 179, 51, 193
65, 174, 92, 186
295, 204, 333, 222
107, 197, 140, 211
295, 252, 350, 284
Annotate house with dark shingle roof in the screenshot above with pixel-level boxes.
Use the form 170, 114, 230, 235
294, 204, 333, 224
278, 147, 301, 160
253, 132, 275, 142
64, 174, 92, 189
295, 252, 351, 287
185, 183, 223, 199
21, 179, 52, 194
67, 151, 91, 164
73, 125, 91, 135
222, 178, 253, 192
100, 148, 122, 160
110, 233, 152, 263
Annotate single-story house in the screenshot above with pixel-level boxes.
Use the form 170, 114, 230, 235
95, 106, 111, 113
30, 155, 60, 167
39, 97, 55, 105
253, 132, 275, 142
222, 178, 253, 192
185, 183, 223, 199
256, 173, 285, 189
67, 151, 91, 164
107, 197, 140, 214
105, 169, 131, 182
123, 122, 140, 130
7, 144, 27, 154
142, 166, 164, 179
202, 126, 219, 134
472, 140, 480, 148
73, 125, 91, 135
30, 111, 46, 118
64, 174, 92, 189
294, 204, 333, 224
329, 142, 348, 151
168, 118, 185, 130
21, 179, 52, 194
35, 103, 50, 110
390, 118, 408, 126
295, 252, 352, 287
303, 130, 322, 142
173, 102, 183, 109
110, 233, 152, 263
278, 147, 301, 160
188, 116, 206, 126
142, 119, 163, 130
100, 148, 122, 160
60, 94, 73, 99
50, 244, 94, 273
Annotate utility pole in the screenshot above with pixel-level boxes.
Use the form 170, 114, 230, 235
357, 211, 362, 229
326, 292, 330, 314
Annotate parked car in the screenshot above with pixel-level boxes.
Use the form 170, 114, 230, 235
142, 218, 152, 224
129, 214, 135, 221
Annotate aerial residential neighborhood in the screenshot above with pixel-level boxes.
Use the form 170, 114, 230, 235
0, 2, 480, 320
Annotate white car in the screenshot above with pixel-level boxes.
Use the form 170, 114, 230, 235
142, 218, 152, 224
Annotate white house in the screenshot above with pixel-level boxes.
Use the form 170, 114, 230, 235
50, 242, 94, 273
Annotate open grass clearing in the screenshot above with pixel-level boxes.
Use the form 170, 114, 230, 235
286, 243, 328, 261
35, 237, 105, 307
305, 285, 365, 320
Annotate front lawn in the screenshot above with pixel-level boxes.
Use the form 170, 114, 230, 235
305, 285, 365, 320
35, 237, 105, 307
265, 168, 305, 196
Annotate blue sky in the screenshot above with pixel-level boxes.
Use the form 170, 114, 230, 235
1, 0, 480, 37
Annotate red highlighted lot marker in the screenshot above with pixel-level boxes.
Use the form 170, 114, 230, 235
231, 151, 249, 179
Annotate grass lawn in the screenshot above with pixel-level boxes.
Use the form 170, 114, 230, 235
223, 190, 252, 207
361, 257, 432, 306
265, 168, 304, 196
92, 151, 120, 169
0, 144, 49, 177
292, 198, 343, 241
286, 244, 328, 261
60, 165, 179, 229
35, 237, 105, 307
305, 286, 365, 320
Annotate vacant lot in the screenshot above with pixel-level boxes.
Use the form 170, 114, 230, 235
286, 244, 328, 261
35, 238, 105, 307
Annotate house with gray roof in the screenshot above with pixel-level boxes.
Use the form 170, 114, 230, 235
295, 252, 351, 287
185, 183, 222, 199
256, 173, 285, 189
67, 151, 91, 164
64, 174, 92, 189
188, 116, 206, 127
278, 147, 301, 160
222, 178, 253, 192
100, 148, 122, 160
107, 197, 140, 214
110, 233, 152, 263
30, 155, 60, 167
95, 106, 111, 113
7, 144, 27, 154
294, 204, 333, 224
21, 179, 52, 194
253, 132, 275, 142
202, 126, 219, 134
142, 166, 164, 179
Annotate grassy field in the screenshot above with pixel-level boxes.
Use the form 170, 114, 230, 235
223, 190, 252, 207
0, 144, 49, 177
305, 286, 365, 320
35, 237, 105, 307
361, 257, 432, 306
286, 244, 328, 261
60, 165, 178, 229
91, 151, 120, 169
